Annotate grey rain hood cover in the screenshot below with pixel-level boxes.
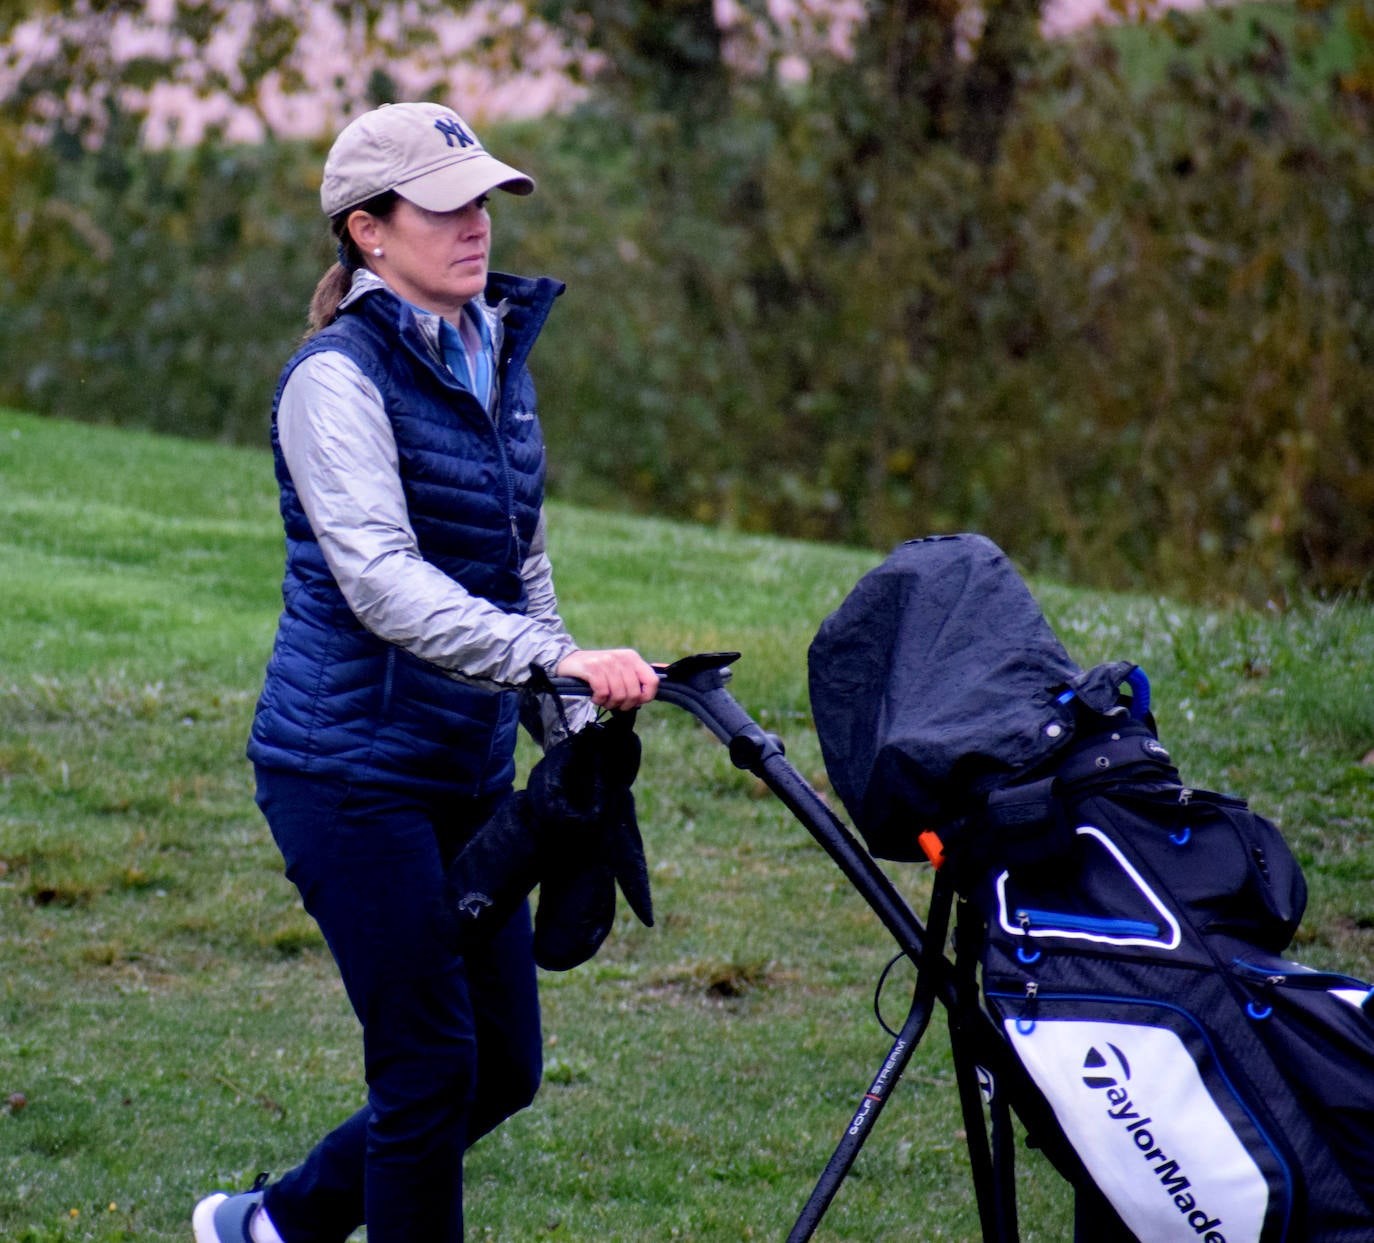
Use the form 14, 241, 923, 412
807, 535, 1136, 861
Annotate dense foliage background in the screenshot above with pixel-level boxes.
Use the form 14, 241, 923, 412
2, 0, 1372, 602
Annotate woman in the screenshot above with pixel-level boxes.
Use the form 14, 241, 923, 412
193, 101, 658, 1243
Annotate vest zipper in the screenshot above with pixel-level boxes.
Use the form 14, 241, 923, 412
490, 353, 521, 570
413, 299, 523, 570
381, 647, 396, 715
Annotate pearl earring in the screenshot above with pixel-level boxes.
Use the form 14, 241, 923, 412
372, 247, 383, 257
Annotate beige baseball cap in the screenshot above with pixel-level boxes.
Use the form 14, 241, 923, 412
320, 102, 535, 218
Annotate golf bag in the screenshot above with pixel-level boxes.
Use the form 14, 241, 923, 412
808, 535, 1374, 1242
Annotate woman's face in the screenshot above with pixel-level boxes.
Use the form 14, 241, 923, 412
350, 196, 491, 320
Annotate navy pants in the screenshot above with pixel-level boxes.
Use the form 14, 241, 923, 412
253, 767, 543, 1243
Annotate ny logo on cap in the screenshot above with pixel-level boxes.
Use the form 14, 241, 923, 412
434, 117, 476, 149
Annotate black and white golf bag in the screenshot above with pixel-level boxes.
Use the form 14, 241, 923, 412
963, 714, 1374, 1241
809, 534, 1374, 1242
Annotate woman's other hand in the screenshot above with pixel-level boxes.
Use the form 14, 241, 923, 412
555, 649, 659, 711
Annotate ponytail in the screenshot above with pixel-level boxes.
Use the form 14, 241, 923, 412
307, 262, 353, 335
304, 191, 401, 336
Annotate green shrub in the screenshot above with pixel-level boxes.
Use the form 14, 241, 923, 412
2, 3, 1371, 601
1, 119, 327, 445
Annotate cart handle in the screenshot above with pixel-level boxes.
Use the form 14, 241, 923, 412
545, 651, 783, 763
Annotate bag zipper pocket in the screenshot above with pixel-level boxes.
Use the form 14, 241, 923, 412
1232, 958, 1371, 993
1016, 908, 1161, 939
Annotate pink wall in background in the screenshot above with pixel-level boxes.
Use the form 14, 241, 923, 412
2, 0, 1207, 147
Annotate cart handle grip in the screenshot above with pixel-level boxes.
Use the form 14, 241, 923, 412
542, 651, 759, 751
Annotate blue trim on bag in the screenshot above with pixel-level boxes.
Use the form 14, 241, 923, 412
1015, 908, 1160, 939
1126, 666, 1151, 718
986, 987, 1296, 1241
1054, 667, 1151, 716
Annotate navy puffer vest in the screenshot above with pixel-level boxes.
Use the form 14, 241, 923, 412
248, 272, 563, 793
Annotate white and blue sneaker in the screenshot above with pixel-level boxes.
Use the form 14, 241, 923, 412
192, 1173, 273, 1243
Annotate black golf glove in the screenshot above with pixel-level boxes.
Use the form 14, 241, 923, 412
528, 710, 652, 971
443, 710, 651, 969
443, 790, 543, 949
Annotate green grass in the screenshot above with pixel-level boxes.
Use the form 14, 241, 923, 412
1, 406, 1372, 1241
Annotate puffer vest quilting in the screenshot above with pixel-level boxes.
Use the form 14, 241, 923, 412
247, 273, 563, 793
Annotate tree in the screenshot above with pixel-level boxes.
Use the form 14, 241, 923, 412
4, 0, 1372, 598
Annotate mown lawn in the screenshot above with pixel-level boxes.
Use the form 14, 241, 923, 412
1, 407, 1371, 1241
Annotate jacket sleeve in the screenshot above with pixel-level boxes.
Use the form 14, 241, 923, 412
521, 510, 597, 743
278, 350, 581, 690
